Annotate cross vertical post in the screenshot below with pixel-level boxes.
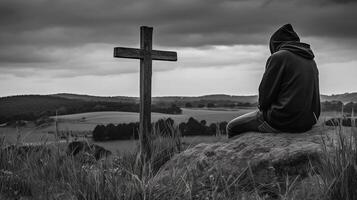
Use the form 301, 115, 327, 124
113, 26, 177, 163
140, 26, 153, 161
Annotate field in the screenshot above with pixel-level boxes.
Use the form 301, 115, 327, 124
0, 108, 251, 152
0, 113, 355, 200
55, 107, 255, 129
0, 107, 354, 199
0, 108, 339, 153
0, 108, 252, 134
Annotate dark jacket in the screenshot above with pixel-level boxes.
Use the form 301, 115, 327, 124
258, 24, 320, 132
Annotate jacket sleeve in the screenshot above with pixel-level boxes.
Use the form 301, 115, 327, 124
258, 54, 285, 111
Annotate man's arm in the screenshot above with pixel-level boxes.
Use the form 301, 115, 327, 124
258, 54, 285, 111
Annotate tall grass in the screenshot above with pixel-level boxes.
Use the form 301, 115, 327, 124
0, 122, 357, 199
0, 122, 183, 200
317, 125, 357, 200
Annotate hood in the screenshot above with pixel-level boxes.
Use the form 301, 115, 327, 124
280, 41, 315, 59
269, 24, 314, 59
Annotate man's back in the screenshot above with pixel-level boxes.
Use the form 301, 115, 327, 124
258, 24, 320, 132
227, 24, 320, 138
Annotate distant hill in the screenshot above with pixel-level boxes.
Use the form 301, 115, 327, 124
320, 93, 357, 103
1, 92, 356, 124
49, 93, 259, 104
156, 93, 357, 104
0, 95, 180, 124
0, 95, 82, 123
4, 92, 357, 107
52, 93, 139, 103
4, 92, 357, 106
152, 94, 258, 104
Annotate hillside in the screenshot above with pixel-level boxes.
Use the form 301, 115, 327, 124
320, 93, 357, 103
153, 94, 258, 104
52, 93, 139, 103
52, 92, 357, 104
157, 93, 357, 104
0, 95, 180, 124
1, 92, 356, 124
50, 93, 259, 104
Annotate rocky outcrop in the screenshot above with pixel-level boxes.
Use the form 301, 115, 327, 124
151, 126, 335, 199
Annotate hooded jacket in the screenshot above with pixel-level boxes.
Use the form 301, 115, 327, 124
258, 24, 320, 132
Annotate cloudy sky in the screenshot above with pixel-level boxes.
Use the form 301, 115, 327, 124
0, 0, 356, 97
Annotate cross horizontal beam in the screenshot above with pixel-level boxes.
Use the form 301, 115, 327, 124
114, 47, 177, 61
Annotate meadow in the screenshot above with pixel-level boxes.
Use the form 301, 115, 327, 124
0, 106, 354, 199
0, 108, 341, 153
0, 108, 252, 149
55, 107, 254, 130
0, 119, 356, 199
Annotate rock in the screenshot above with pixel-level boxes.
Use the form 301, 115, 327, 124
66, 141, 112, 160
151, 126, 335, 199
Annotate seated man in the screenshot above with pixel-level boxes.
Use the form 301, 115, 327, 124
227, 24, 320, 138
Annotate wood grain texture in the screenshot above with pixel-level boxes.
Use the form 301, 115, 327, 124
151, 50, 177, 61
139, 26, 153, 161
114, 48, 177, 61
113, 47, 142, 59
113, 26, 178, 162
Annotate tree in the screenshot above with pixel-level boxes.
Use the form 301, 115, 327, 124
178, 122, 186, 134
209, 123, 217, 135
185, 102, 192, 108
198, 104, 205, 108
92, 125, 106, 141
185, 117, 206, 136
344, 102, 357, 116
207, 103, 215, 108
170, 104, 182, 114
200, 120, 207, 126
219, 122, 228, 135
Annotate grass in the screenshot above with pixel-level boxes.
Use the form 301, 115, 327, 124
0, 123, 356, 199
0, 107, 254, 145
317, 125, 357, 200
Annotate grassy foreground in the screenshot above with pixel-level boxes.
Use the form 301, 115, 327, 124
0, 125, 356, 200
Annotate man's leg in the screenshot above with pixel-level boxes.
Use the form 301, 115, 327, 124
226, 110, 261, 138
226, 110, 279, 138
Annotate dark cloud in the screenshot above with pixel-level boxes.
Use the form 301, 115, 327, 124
264, 0, 357, 5
321, 0, 357, 4
0, 0, 356, 75
1, 0, 356, 46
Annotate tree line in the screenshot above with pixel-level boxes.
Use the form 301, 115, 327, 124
92, 117, 228, 141
321, 101, 357, 114
183, 101, 256, 108
0, 95, 182, 124
182, 100, 357, 111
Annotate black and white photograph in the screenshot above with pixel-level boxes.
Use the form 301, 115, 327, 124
0, 0, 357, 199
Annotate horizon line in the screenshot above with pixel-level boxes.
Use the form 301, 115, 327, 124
1, 92, 356, 99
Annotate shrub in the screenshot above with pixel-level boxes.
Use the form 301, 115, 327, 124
92, 117, 229, 140
185, 102, 192, 108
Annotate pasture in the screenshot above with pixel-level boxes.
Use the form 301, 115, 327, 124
0, 108, 339, 153
0, 108, 252, 151
54, 107, 255, 130
0, 107, 254, 137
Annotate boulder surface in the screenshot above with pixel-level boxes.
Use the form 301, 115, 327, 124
151, 126, 335, 199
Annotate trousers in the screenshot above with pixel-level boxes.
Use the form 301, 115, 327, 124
226, 110, 279, 138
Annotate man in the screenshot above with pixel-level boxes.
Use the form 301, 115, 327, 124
227, 24, 320, 138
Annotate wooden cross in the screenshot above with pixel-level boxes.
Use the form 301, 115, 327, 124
113, 26, 177, 161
